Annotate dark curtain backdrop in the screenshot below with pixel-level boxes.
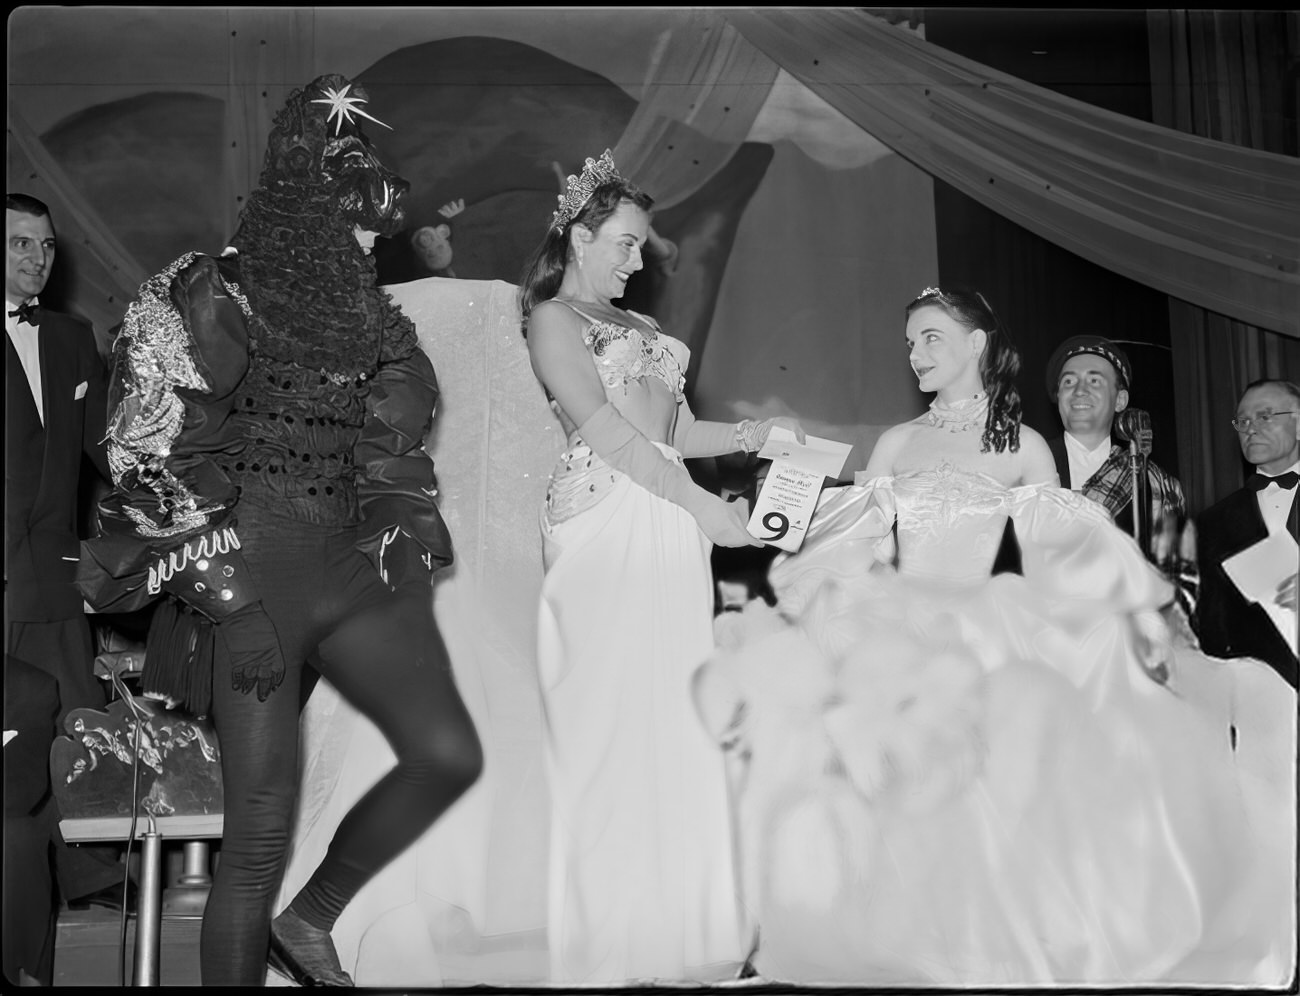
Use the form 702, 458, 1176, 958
924, 10, 1182, 483
1149, 10, 1300, 514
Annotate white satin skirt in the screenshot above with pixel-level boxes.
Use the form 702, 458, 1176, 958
538, 452, 750, 984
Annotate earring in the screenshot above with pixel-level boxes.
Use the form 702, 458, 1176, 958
577, 247, 584, 268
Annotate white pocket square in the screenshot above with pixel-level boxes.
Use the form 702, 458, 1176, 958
74, 381, 88, 400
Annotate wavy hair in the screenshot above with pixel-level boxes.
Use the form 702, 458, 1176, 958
517, 179, 654, 335
907, 288, 1022, 454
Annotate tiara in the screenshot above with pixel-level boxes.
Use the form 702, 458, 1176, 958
551, 149, 622, 231
917, 286, 943, 298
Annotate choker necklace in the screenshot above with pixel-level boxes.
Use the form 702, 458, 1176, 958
924, 392, 988, 433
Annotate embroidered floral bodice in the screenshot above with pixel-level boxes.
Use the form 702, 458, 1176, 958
542, 302, 692, 527
553, 301, 688, 405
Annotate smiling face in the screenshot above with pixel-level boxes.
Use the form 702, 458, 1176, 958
905, 304, 986, 400
6, 209, 56, 304
1056, 353, 1128, 440
1236, 384, 1300, 474
572, 201, 648, 302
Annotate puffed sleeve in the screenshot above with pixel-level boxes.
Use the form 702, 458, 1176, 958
353, 306, 454, 588
78, 253, 251, 612
1009, 485, 1173, 615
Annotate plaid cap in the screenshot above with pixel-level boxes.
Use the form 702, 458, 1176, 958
1046, 335, 1132, 398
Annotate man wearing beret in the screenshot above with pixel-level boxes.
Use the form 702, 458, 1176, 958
1046, 335, 1185, 560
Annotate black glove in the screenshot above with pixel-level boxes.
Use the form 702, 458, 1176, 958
154, 527, 286, 701
220, 603, 286, 701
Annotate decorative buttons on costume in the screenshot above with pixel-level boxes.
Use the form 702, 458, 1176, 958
197, 559, 210, 571
195, 582, 206, 592
223, 565, 235, 577
220, 589, 234, 601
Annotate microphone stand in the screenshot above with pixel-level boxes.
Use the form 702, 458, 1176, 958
1128, 439, 1144, 546
1117, 410, 1153, 554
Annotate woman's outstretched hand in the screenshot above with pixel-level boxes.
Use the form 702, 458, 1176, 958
699, 497, 763, 548
740, 417, 808, 452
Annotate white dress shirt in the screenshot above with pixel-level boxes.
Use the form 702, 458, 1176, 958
5, 294, 43, 424
1063, 432, 1113, 490
1256, 460, 1300, 538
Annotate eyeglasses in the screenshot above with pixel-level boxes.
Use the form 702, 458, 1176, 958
1230, 411, 1298, 433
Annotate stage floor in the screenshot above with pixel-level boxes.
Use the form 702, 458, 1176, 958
53, 908, 550, 988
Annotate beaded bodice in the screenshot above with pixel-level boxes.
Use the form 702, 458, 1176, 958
553, 301, 687, 404
542, 302, 691, 526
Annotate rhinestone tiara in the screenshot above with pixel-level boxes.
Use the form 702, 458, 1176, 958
551, 149, 622, 232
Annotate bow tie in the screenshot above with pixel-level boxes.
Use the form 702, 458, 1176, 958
1248, 470, 1300, 491
7, 302, 38, 325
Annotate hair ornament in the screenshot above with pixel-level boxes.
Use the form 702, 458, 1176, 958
917, 286, 943, 299
551, 149, 622, 231
309, 81, 392, 136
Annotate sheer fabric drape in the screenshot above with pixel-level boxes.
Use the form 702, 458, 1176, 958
715, 9, 1297, 338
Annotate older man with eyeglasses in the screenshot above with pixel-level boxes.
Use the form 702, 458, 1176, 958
1194, 379, 1300, 688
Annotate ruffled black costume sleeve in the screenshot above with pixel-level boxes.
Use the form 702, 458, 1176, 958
353, 305, 454, 590
78, 253, 251, 613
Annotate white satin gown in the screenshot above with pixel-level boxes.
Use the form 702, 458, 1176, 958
695, 464, 1296, 987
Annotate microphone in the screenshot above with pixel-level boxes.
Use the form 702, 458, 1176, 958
1115, 409, 1152, 457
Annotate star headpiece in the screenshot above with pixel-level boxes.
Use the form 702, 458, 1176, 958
310, 81, 392, 136
551, 149, 622, 231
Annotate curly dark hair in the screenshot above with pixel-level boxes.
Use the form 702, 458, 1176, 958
228, 74, 416, 374
517, 178, 654, 333
906, 288, 1022, 454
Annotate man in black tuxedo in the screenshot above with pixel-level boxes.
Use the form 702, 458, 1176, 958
5, 193, 126, 917
1045, 335, 1185, 562
1195, 379, 1300, 688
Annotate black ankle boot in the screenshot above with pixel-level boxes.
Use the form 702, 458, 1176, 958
268, 908, 354, 987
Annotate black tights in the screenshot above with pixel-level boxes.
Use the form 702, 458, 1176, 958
199, 519, 482, 986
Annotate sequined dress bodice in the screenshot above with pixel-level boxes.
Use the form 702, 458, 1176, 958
543, 303, 691, 525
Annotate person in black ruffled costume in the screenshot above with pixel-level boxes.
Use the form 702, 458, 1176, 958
77, 75, 482, 987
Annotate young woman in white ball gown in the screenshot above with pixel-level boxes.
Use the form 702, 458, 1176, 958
694, 287, 1295, 988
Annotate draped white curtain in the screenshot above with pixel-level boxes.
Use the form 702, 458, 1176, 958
702, 8, 1298, 338
613, 11, 778, 211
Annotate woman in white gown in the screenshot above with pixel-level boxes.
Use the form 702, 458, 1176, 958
694, 287, 1296, 987
519, 150, 801, 984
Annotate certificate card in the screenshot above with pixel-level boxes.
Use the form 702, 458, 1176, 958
748, 427, 853, 552
1222, 530, 1300, 655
